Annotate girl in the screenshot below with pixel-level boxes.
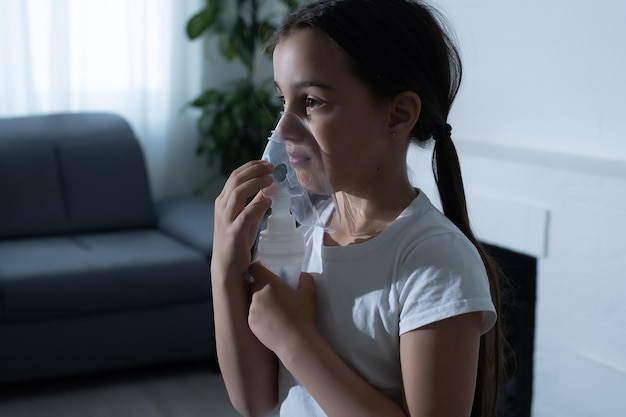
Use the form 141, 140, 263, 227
211, 1, 506, 416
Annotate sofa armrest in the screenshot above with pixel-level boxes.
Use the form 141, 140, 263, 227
155, 196, 214, 257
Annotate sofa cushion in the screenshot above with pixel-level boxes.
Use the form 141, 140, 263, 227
0, 112, 156, 237
0, 230, 212, 323
0, 136, 70, 238
57, 114, 156, 233
156, 196, 215, 257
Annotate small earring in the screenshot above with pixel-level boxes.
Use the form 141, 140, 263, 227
390, 132, 397, 139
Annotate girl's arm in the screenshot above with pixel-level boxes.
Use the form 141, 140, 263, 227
212, 270, 279, 417
211, 161, 278, 417
248, 261, 483, 417
399, 312, 482, 417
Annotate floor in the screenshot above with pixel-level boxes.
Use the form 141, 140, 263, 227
0, 360, 251, 417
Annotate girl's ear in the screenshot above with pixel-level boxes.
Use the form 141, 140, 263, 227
387, 91, 421, 139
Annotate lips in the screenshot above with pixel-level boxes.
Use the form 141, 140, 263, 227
287, 151, 311, 166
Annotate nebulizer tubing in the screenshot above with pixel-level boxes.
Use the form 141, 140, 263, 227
254, 112, 338, 287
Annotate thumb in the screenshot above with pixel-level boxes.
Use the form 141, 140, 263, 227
247, 191, 272, 220
297, 272, 316, 294
248, 261, 280, 286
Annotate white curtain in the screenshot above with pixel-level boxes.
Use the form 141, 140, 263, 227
0, 0, 209, 200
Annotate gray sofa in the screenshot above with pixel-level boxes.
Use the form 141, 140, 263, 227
0, 112, 216, 383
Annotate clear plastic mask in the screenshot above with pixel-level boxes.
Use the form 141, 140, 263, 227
261, 112, 338, 231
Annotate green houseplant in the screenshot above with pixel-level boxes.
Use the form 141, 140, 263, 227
186, 0, 298, 189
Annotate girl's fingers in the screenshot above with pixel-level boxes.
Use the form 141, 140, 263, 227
297, 272, 315, 294
221, 161, 274, 198
246, 191, 273, 220
219, 161, 274, 220
248, 261, 280, 287
217, 161, 267, 205
235, 191, 272, 234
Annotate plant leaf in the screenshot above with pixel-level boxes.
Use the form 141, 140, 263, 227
234, 19, 254, 70
216, 0, 239, 32
218, 33, 239, 61
190, 89, 222, 108
186, 1, 218, 39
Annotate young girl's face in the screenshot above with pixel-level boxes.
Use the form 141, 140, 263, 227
273, 29, 394, 194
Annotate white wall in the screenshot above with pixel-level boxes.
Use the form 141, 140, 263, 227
409, 1, 626, 416
431, 0, 626, 160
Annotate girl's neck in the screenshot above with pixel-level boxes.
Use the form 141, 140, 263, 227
324, 181, 417, 246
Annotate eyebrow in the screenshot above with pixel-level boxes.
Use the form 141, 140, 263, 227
274, 80, 337, 92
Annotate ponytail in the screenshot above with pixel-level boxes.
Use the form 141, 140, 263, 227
433, 127, 509, 417
432, 124, 469, 233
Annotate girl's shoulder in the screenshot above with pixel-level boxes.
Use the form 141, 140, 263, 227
388, 190, 467, 245
387, 191, 485, 271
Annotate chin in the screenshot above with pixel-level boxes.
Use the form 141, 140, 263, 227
295, 169, 329, 195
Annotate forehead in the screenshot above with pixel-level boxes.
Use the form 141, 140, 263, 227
272, 29, 353, 89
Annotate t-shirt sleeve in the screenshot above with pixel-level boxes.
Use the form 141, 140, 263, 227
397, 232, 497, 336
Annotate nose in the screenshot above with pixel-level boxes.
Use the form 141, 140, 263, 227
274, 112, 312, 143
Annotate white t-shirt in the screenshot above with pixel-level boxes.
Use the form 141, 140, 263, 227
278, 191, 497, 416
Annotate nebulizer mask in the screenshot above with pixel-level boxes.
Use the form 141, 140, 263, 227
255, 112, 338, 287
260, 111, 338, 231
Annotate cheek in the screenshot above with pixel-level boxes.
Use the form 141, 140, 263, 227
311, 125, 358, 187
310, 123, 351, 160
291, 131, 337, 195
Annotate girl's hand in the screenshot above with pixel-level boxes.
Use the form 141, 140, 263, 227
247, 262, 318, 356
211, 161, 274, 282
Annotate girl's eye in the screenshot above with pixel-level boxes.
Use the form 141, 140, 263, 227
276, 95, 324, 116
305, 97, 323, 115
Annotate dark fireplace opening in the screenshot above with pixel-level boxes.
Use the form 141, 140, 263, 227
483, 243, 537, 417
